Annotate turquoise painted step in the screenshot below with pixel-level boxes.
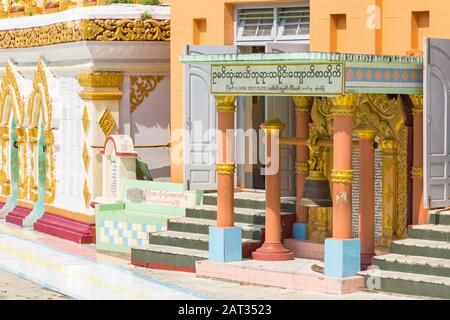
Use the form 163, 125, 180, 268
429, 210, 450, 226
167, 217, 264, 240
390, 239, 450, 260
409, 224, 450, 242
358, 269, 450, 299
149, 230, 260, 251
202, 191, 296, 212
373, 254, 450, 278
132, 244, 208, 270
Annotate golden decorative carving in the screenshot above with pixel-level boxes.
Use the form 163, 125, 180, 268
98, 107, 116, 136
82, 143, 90, 171
216, 163, 236, 175
331, 169, 353, 183
29, 60, 52, 129
15, 127, 28, 199
83, 179, 90, 208
292, 96, 312, 115
0, 19, 170, 49
44, 130, 56, 203
396, 127, 408, 239
77, 72, 123, 88
82, 105, 90, 134
215, 96, 237, 113
295, 161, 309, 174
409, 94, 423, 116
332, 93, 355, 116
1, 63, 25, 126
354, 122, 377, 140
130, 76, 164, 113
79, 91, 122, 101
261, 118, 285, 136
411, 166, 424, 179
44, 205, 95, 224
28, 128, 38, 201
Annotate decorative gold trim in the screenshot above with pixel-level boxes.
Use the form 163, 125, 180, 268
0, 19, 170, 49
82, 143, 90, 171
295, 161, 309, 174
98, 107, 116, 136
130, 75, 164, 113
29, 60, 52, 129
77, 72, 124, 88
306, 170, 328, 181
260, 118, 285, 136
331, 169, 353, 183
82, 105, 90, 134
380, 139, 398, 154
16, 200, 34, 209
216, 163, 236, 175
410, 94, 423, 116
79, 91, 123, 101
44, 129, 56, 203
44, 205, 94, 224
293, 96, 312, 115
83, 179, 90, 208
1, 63, 25, 126
215, 96, 236, 113
354, 123, 378, 140
15, 127, 28, 199
411, 166, 424, 179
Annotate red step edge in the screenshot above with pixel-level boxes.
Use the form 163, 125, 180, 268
131, 260, 195, 273
5, 206, 33, 227
34, 212, 95, 244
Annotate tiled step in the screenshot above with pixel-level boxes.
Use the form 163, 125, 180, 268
131, 244, 208, 273
373, 254, 450, 278
167, 217, 264, 240
409, 224, 450, 242
202, 191, 296, 212
429, 210, 450, 226
5, 206, 32, 227
149, 230, 260, 252
358, 269, 450, 299
390, 239, 450, 260
187, 204, 293, 225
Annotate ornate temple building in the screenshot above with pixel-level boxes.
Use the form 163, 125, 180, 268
0, 2, 171, 242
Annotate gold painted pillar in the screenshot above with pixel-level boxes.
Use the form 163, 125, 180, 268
215, 96, 236, 228
410, 94, 428, 225
331, 94, 354, 240
292, 97, 311, 233
77, 72, 124, 211
28, 128, 39, 201
15, 128, 28, 199
378, 139, 398, 247
0, 125, 10, 195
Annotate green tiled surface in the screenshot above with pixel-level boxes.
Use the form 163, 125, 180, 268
202, 194, 295, 212
409, 228, 450, 242
373, 258, 450, 278
131, 248, 203, 269
150, 234, 209, 251
186, 208, 265, 225
429, 212, 450, 226
390, 243, 450, 259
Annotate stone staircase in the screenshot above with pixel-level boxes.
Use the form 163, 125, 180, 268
359, 210, 450, 299
131, 191, 296, 272
5, 206, 32, 227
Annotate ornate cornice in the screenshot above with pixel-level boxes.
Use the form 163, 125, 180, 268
216, 163, 236, 175
260, 118, 285, 136
331, 169, 353, 183
0, 19, 170, 49
130, 75, 164, 113
78, 72, 123, 88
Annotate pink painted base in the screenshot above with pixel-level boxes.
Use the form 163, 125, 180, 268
5, 206, 32, 227
252, 243, 295, 261
196, 259, 364, 295
34, 213, 95, 244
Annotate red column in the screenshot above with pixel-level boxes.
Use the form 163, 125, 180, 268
293, 97, 311, 224
355, 124, 377, 269
410, 94, 427, 225
331, 95, 354, 240
253, 118, 294, 261
215, 97, 236, 228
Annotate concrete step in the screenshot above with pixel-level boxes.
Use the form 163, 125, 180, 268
149, 230, 261, 251
202, 191, 296, 212
429, 210, 450, 226
131, 244, 208, 272
390, 239, 450, 260
187, 204, 293, 225
167, 217, 264, 240
373, 254, 450, 278
358, 269, 450, 299
409, 224, 450, 242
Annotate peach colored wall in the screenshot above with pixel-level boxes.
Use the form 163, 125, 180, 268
170, 0, 450, 183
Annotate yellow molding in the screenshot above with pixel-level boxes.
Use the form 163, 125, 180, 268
16, 200, 34, 209
331, 169, 353, 183
78, 72, 124, 88
79, 91, 123, 101
44, 205, 95, 224
216, 163, 236, 175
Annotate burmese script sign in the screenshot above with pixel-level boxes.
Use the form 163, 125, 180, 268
211, 63, 344, 96
127, 188, 197, 209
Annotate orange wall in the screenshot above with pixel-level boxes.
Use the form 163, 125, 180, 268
170, 0, 450, 183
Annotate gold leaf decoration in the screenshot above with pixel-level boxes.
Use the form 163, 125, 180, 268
82, 105, 90, 134
129, 76, 164, 113
83, 179, 90, 208
98, 107, 116, 136
82, 143, 90, 170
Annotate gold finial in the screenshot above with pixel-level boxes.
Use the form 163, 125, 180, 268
260, 118, 285, 136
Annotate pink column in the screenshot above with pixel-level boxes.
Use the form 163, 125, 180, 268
215, 97, 236, 228
355, 124, 377, 270
410, 94, 427, 225
253, 118, 294, 261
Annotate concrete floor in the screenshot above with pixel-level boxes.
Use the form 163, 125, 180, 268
0, 220, 423, 300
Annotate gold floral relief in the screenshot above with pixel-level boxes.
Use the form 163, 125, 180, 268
44, 130, 56, 203
98, 107, 116, 136
129, 76, 164, 113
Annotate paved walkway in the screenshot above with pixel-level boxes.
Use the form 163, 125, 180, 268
0, 222, 205, 300
0, 221, 421, 300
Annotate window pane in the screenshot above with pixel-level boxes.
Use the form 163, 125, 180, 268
283, 24, 299, 36
242, 25, 257, 37
257, 24, 273, 36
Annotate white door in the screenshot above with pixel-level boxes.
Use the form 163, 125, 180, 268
183, 45, 238, 190
424, 38, 450, 208
265, 42, 309, 197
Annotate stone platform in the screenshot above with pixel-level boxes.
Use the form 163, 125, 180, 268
196, 258, 364, 295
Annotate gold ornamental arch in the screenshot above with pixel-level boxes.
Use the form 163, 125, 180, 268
0, 62, 26, 197
28, 60, 55, 203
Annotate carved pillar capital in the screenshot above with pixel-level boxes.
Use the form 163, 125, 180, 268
77, 72, 124, 100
